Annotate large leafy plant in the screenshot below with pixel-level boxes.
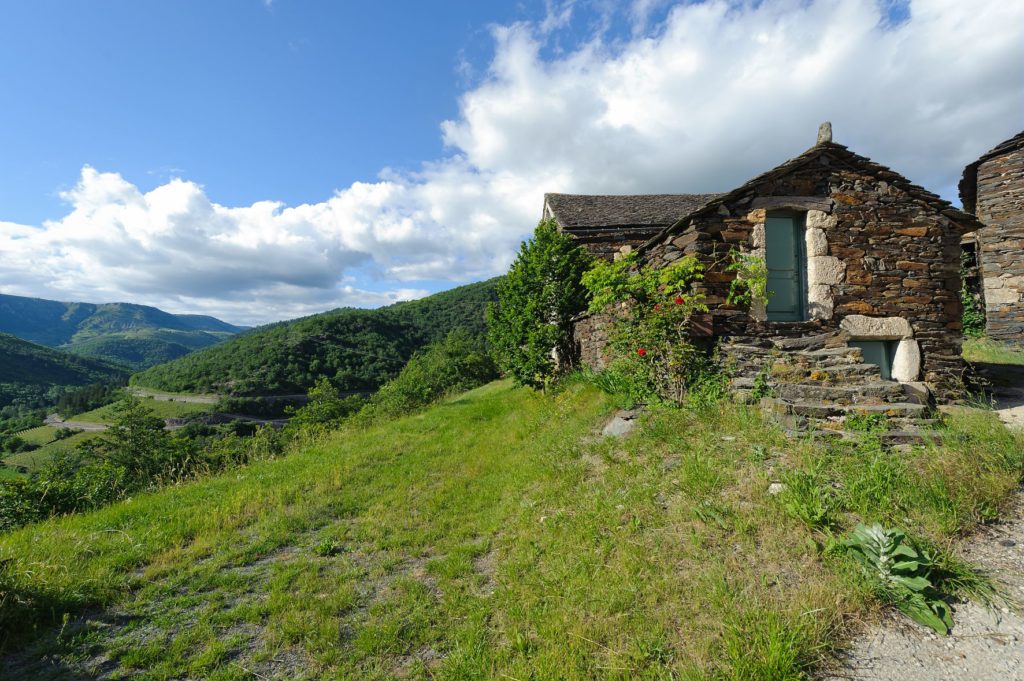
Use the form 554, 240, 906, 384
843, 523, 954, 634
725, 249, 769, 307
581, 253, 711, 403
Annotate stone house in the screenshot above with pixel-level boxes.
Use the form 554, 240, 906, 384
548, 125, 982, 418
959, 131, 1024, 345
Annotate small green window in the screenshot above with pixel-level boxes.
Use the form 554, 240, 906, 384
850, 340, 898, 380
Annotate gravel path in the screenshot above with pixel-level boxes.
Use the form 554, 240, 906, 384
824, 501, 1024, 680
823, 391, 1024, 680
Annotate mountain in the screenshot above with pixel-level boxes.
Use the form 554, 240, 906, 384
131, 278, 501, 396
0, 294, 247, 369
0, 333, 128, 409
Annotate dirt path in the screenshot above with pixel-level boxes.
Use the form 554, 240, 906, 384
824, 499, 1024, 680
824, 390, 1024, 680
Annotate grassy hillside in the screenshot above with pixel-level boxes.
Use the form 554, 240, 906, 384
2, 380, 1021, 678
0, 293, 245, 369
132, 278, 501, 396
71, 397, 211, 424
3, 430, 101, 473
0, 333, 127, 410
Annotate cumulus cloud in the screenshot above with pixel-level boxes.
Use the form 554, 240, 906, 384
1, 0, 1020, 325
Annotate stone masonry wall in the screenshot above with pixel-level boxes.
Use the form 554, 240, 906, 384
572, 312, 615, 370
975, 146, 1024, 345
638, 154, 966, 389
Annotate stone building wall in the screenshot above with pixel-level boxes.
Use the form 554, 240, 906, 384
572, 312, 615, 370
638, 157, 966, 388
974, 145, 1024, 344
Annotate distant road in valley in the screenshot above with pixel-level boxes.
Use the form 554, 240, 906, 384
129, 387, 221, 404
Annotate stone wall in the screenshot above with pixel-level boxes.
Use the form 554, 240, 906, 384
572, 312, 616, 370
974, 145, 1024, 344
638, 155, 966, 390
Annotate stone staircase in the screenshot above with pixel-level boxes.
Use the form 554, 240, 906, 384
720, 332, 940, 447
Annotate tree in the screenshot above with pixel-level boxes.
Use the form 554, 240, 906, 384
288, 378, 364, 431
79, 396, 178, 483
487, 219, 593, 388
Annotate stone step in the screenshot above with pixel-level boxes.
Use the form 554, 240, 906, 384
782, 427, 943, 447
775, 381, 906, 404
761, 397, 930, 419
770, 332, 833, 351
762, 363, 886, 385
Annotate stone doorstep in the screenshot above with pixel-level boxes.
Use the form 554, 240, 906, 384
774, 382, 907, 403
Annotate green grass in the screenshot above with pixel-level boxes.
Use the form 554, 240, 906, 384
963, 337, 1024, 366
1, 379, 1022, 679
17, 426, 58, 446
71, 398, 211, 424
3, 431, 102, 473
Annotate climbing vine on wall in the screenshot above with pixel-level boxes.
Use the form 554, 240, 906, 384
725, 249, 770, 308
581, 253, 713, 403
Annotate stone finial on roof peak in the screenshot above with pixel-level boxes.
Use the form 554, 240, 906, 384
817, 121, 833, 145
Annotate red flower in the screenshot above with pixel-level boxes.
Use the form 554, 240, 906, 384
674, 295, 684, 305
654, 303, 662, 311
637, 347, 648, 357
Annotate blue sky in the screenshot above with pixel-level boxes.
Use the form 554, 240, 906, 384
0, 0, 1020, 325
0, 1, 522, 223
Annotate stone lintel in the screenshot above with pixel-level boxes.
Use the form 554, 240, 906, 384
840, 315, 913, 340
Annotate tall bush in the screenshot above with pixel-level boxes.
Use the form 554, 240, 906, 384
487, 219, 593, 388
359, 330, 498, 420
581, 253, 711, 403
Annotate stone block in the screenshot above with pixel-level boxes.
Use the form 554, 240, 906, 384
752, 223, 765, 249
805, 227, 828, 256
840, 315, 913, 339
805, 210, 838, 231
808, 284, 834, 320
895, 226, 929, 237
892, 339, 921, 382
808, 256, 845, 285
986, 288, 1021, 307
836, 301, 876, 314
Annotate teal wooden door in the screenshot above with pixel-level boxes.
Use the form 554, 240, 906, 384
765, 215, 807, 322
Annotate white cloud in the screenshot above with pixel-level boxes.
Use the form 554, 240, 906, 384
1, 0, 1021, 325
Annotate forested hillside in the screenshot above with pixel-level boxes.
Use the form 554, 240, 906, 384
0, 333, 127, 410
0, 294, 245, 369
131, 279, 501, 395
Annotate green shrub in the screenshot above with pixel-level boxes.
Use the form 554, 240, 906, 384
581, 253, 712, 403
0, 479, 40, 533
843, 524, 953, 634
487, 219, 593, 388
286, 379, 365, 432
778, 467, 837, 531
359, 330, 498, 421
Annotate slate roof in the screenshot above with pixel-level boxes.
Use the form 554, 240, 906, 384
958, 131, 1024, 215
544, 193, 721, 230
639, 141, 983, 251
